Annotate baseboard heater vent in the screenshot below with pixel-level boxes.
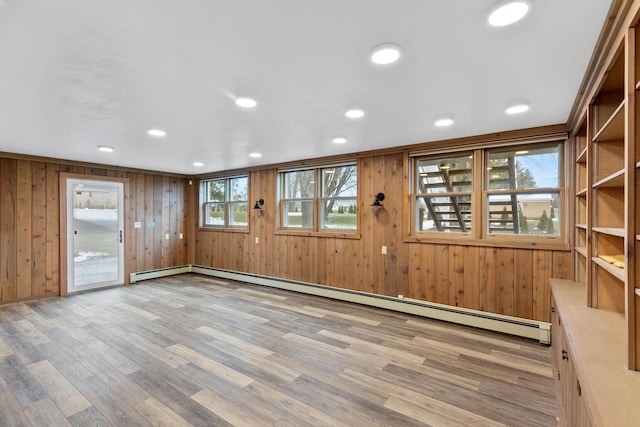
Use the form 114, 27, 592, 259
129, 265, 192, 283
130, 265, 551, 344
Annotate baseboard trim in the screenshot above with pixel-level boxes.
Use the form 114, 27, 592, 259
130, 265, 551, 344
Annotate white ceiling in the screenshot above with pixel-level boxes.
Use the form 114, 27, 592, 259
0, 0, 612, 175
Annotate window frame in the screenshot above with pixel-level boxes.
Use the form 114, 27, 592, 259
200, 175, 249, 231
406, 137, 568, 249
413, 152, 475, 236
484, 142, 563, 240
277, 162, 359, 237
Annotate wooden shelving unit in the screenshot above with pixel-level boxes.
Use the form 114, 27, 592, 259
589, 41, 626, 318
556, 10, 640, 425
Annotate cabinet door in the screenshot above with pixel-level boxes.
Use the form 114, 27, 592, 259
575, 376, 596, 426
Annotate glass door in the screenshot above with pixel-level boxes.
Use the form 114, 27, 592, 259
66, 178, 124, 293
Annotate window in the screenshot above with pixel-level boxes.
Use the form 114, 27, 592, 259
201, 176, 248, 228
280, 164, 357, 231
411, 139, 564, 242
414, 153, 473, 233
486, 144, 560, 236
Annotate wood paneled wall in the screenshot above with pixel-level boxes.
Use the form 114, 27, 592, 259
194, 153, 571, 322
0, 156, 189, 305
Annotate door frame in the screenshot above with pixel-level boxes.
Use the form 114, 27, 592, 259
59, 173, 130, 296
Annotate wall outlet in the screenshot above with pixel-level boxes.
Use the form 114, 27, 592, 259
165, 233, 170, 240
398, 294, 404, 299
255, 237, 259, 245
179, 233, 183, 239
134, 221, 141, 229
381, 245, 387, 255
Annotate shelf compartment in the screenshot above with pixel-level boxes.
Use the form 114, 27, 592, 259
576, 246, 588, 258
592, 100, 625, 142
592, 227, 625, 237
576, 146, 588, 163
593, 187, 625, 229
592, 256, 625, 282
594, 140, 625, 179
593, 169, 625, 188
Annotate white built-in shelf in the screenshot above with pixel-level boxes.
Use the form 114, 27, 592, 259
576, 223, 588, 230
577, 147, 588, 163
592, 227, 625, 237
593, 100, 625, 142
592, 256, 625, 282
576, 246, 588, 258
593, 169, 625, 188
576, 188, 587, 197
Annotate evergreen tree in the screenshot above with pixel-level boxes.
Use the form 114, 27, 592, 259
537, 210, 549, 232
519, 210, 529, 233
550, 206, 555, 219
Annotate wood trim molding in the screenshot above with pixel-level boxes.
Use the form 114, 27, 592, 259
193, 124, 568, 179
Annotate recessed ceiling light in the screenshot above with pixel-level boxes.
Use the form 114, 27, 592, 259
505, 104, 530, 114
97, 145, 114, 152
488, 1, 530, 27
370, 43, 401, 65
249, 152, 262, 158
345, 108, 365, 119
435, 118, 454, 127
235, 97, 257, 108
147, 129, 166, 137
332, 136, 347, 144
193, 162, 204, 167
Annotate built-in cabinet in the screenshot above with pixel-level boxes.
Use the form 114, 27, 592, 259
550, 285, 594, 427
551, 279, 640, 426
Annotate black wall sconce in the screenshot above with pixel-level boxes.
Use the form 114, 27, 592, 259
371, 193, 385, 207
253, 199, 264, 210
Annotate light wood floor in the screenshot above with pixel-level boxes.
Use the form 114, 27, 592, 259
0, 274, 557, 426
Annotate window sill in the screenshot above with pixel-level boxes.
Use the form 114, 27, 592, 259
403, 234, 570, 251
275, 229, 361, 239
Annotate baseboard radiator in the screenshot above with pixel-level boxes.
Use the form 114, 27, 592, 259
130, 265, 551, 344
